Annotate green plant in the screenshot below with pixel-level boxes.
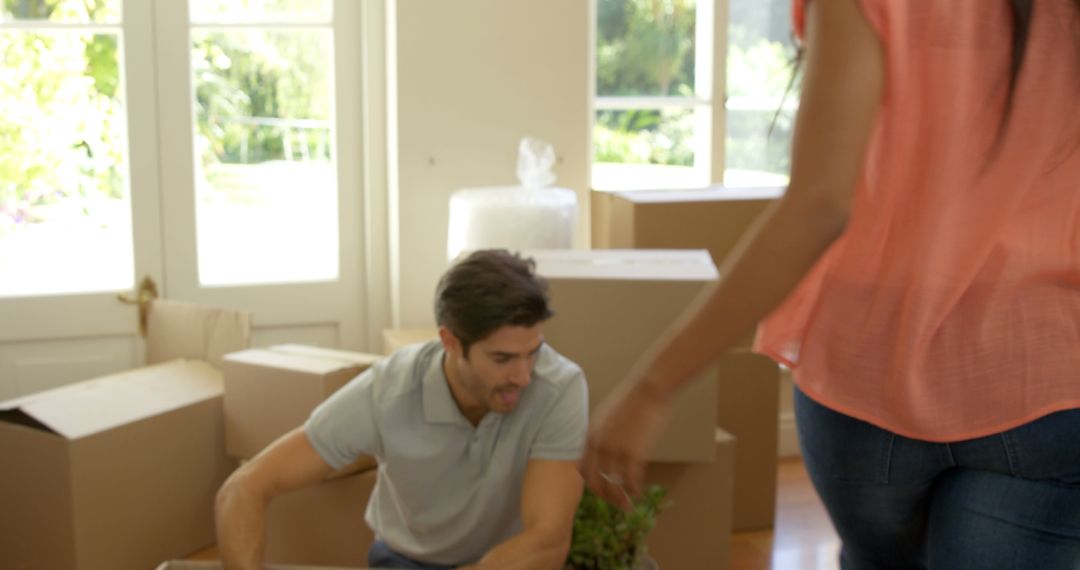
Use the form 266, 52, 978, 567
566, 484, 668, 570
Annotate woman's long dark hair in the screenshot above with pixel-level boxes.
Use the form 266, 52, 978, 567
1003, 0, 1036, 137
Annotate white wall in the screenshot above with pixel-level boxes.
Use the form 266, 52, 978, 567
387, 0, 590, 327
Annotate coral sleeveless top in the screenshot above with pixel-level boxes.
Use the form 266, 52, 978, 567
757, 0, 1080, 440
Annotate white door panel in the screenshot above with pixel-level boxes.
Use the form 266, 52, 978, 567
0, 335, 137, 398
0, 0, 162, 393
154, 0, 365, 349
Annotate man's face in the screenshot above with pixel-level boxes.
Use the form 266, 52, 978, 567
446, 323, 544, 416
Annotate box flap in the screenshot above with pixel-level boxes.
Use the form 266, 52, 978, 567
614, 186, 784, 203
146, 299, 251, 370
269, 344, 381, 367
223, 348, 366, 375
0, 360, 222, 440
526, 249, 719, 281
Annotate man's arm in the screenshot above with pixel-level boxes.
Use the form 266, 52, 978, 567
215, 427, 337, 570
461, 459, 583, 570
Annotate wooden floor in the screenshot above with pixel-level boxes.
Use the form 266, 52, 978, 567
730, 458, 840, 570
190, 458, 840, 570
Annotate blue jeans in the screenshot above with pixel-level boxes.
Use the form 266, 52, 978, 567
795, 386, 1080, 570
367, 540, 458, 570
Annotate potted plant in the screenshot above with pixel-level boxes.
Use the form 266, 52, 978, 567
565, 484, 668, 570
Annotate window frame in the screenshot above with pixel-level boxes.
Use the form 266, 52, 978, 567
589, 0, 725, 191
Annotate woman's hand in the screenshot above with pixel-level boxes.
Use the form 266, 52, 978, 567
580, 378, 673, 510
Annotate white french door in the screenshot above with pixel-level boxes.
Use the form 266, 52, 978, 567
0, 0, 366, 398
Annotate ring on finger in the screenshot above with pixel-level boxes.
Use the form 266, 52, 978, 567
601, 472, 624, 486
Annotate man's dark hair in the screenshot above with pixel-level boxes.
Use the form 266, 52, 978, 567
435, 249, 554, 357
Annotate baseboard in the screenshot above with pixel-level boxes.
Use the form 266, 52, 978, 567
778, 411, 801, 458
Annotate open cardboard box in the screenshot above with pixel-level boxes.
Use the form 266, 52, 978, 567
0, 299, 249, 570
0, 360, 236, 570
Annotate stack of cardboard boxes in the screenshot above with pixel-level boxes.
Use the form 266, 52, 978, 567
592, 187, 786, 532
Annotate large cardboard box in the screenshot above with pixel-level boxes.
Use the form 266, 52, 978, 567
716, 351, 781, 531
264, 467, 379, 567
646, 429, 736, 570
531, 249, 719, 463
0, 360, 236, 570
223, 345, 381, 459
381, 327, 439, 355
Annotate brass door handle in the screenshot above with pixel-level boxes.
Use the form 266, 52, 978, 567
117, 275, 159, 337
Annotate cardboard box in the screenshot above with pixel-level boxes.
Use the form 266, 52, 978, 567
157, 561, 362, 570
591, 186, 783, 261
223, 344, 381, 459
716, 350, 781, 531
146, 299, 252, 370
264, 467, 378, 567
381, 327, 439, 355
531, 249, 719, 463
646, 429, 736, 570
0, 360, 236, 570
592, 187, 782, 350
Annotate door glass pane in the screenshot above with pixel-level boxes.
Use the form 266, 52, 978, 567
191, 28, 337, 286
592, 107, 705, 191
0, 30, 131, 297
2, 0, 120, 23
597, 0, 696, 97
724, 0, 798, 187
190, 0, 330, 23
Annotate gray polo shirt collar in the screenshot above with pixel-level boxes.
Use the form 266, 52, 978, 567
422, 347, 470, 426
422, 347, 508, 432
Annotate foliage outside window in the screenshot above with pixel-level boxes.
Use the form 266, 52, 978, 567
725, 0, 798, 187
0, 0, 330, 233
192, 29, 332, 201
0, 0, 123, 234
593, 0, 799, 191
593, 0, 700, 190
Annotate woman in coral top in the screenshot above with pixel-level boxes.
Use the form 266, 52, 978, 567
582, 0, 1080, 567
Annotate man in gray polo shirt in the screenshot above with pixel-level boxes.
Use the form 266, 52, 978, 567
216, 250, 588, 570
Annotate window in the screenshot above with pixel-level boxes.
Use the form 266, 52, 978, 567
725, 0, 797, 188
0, 0, 132, 297
592, 0, 710, 191
592, 0, 797, 191
188, 0, 339, 286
